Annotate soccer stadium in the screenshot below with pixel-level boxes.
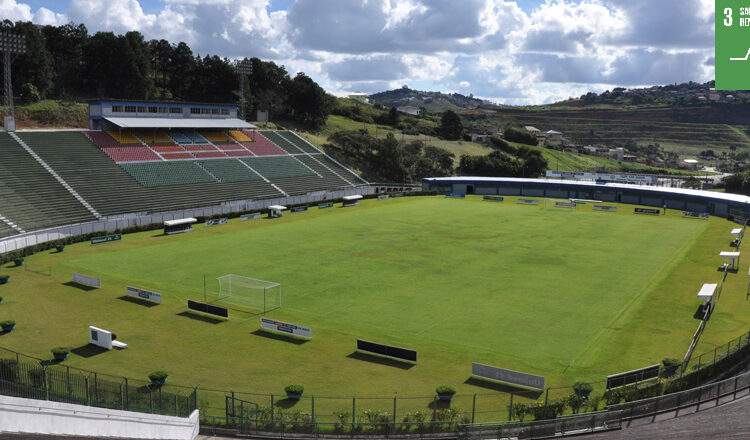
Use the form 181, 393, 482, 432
2, 5, 750, 439
2, 97, 750, 439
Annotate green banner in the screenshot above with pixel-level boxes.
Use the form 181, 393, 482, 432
716, 0, 750, 89
91, 234, 122, 245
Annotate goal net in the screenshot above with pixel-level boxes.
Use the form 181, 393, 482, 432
216, 274, 281, 312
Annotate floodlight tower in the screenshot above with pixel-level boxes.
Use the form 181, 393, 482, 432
0, 32, 26, 132
235, 59, 253, 121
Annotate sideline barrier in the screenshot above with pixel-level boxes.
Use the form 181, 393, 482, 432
635, 208, 660, 215
483, 196, 504, 202
72, 272, 100, 289
446, 193, 466, 198
205, 218, 228, 226
554, 201, 576, 208
683, 211, 709, 219
594, 205, 617, 212
240, 213, 261, 221
126, 286, 162, 304
472, 362, 545, 390
517, 199, 539, 205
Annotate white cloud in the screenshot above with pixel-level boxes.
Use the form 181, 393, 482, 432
0, 0, 33, 21
4, 0, 717, 104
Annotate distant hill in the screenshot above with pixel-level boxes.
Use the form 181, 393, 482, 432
368, 87, 492, 113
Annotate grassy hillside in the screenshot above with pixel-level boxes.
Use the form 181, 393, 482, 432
0, 100, 88, 129
465, 105, 750, 158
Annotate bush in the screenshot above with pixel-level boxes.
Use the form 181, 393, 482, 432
51, 347, 70, 356
148, 371, 168, 381
573, 381, 594, 396
566, 393, 586, 414
435, 385, 456, 395
0, 320, 15, 327
285, 384, 304, 394
510, 402, 528, 421
662, 357, 682, 367
587, 395, 601, 412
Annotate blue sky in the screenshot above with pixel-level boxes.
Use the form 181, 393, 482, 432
1, 0, 715, 105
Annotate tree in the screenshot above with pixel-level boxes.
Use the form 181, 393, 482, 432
42, 22, 88, 97
440, 110, 463, 140
503, 127, 538, 146
2, 20, 54, 98
287, 72, 330, 128
387, 107, 400, 126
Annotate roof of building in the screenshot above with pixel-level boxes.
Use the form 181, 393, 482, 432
422, 176, 750, 205
103, 117, 255, 129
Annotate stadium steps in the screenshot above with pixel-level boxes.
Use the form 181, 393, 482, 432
17, 132, 283, 216
277, 131, 322, 154
235, 160, 289, 196
0, 132, 97, 231
311, 154, 369, 185
291, 155, 359, 190
297, 154, 355, 186
240, 156, 317, 179
257, 130, 305, 154
10, 132, 103, 219
0, 214, 22, 238
196, 159, 264, 183
119, 162, 218, 187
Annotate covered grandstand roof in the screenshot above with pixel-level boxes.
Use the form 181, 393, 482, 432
423, 176, 750, 205
103, 117, 255, 129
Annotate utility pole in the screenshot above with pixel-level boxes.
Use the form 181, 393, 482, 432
1, 32, 26, 132
235, 59, 253, 121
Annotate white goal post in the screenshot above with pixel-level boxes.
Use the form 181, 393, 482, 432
216, 274, 282, 312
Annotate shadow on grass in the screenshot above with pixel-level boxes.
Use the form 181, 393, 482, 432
117, 295, 158, 308
463, 377, 543, 399
71, 344, 108, 358
251, 329, 308, 345
427, 399, 452, 410
346, 351, 414, 370
176, 311, 224, 324
62, 281, 98, 291
275, 398, 300, 409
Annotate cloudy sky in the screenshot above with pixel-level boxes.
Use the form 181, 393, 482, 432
1, 0, 715, 104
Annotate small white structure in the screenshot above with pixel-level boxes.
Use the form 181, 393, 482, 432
732, 228, 744, 237
164, 218, 197, 235
720, 251, 741, 270
89, 326, 127, 350
268, 205, 287, 218
697, 283, 717, 301
343, 195, 363, 207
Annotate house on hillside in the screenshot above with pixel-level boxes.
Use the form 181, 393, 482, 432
397, 106, 421, 116
524, 126, 541, 135
348, 92, 369, 104
544, 130, 564, 146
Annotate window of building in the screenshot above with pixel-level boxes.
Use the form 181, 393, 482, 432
190, 107, 201, 114
212, 108, 221, 115
148, 106, 158, 113
169, 107, 182, 114
111, 105, 123, 112
138, 106, 147, 113
221, 109, 230, 115
124, 106, 136, 113
201, 108, 211, 115
158, 107, 168, 113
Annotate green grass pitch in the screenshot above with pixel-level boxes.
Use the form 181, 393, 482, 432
1, 195, 749, 420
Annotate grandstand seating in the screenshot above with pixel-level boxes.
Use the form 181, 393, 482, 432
225, 150, 253, 157
242, 132, 288, 156
241, 156, 317, 179
152, 145, 185, 153
313, 154, 369, 184
214, 143, 244, 151
230, 130, 252, 142
197, 159, 264, 183
258, 130, 306, 154
193, 151, 226, 159
161, 152, 194, 160
167, 130, 209, 144
84, 131, 161, 162
132, 130, 175, 145
200, 131, 232, 143
0, 133, 96, 231
106, 130, 141, 144
119, 162, 217, 187
0, 221, 16, 239
17, 132, 284, 217
276, 131, 321, 154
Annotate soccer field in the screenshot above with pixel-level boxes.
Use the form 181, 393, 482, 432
1, 195, 748, 420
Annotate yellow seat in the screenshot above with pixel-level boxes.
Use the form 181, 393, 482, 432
106, 131, 141, 144
229, 130, 252, 142
200, 131, 232, 143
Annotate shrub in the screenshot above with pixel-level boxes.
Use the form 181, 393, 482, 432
51, 347, 70, 356
573, 381, 594, 396
588, 395, 602, 412
285, 384, 304, 394
333, 410, 350, 431
435, 385, 456, 395
603, 388, 623, 405
148, 371, 168, 381
0, 320, 15, 327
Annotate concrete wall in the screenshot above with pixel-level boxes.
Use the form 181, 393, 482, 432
0, 187, 375, 254
0, 395, 199, 439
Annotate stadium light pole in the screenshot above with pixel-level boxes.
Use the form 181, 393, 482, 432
236, 59, 253, 121
0, 32, 26, 132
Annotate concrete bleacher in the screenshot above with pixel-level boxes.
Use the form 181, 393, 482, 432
17, 132, 284, 217
229, 130, 252, 142
200, 130, 232, 143
0, 133, 96, 231
119, 162, 217, 187
106, 131, 141, 144
276, 131, 320, 154
258, 130, 305, 154
241, 156, 316, 179
132, 130, 175, 145
313, 154, 369, 184
242, 132, 287, 156
197, 159, 263, 183
85, 131, 161, 162
167, 130, 208, 144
